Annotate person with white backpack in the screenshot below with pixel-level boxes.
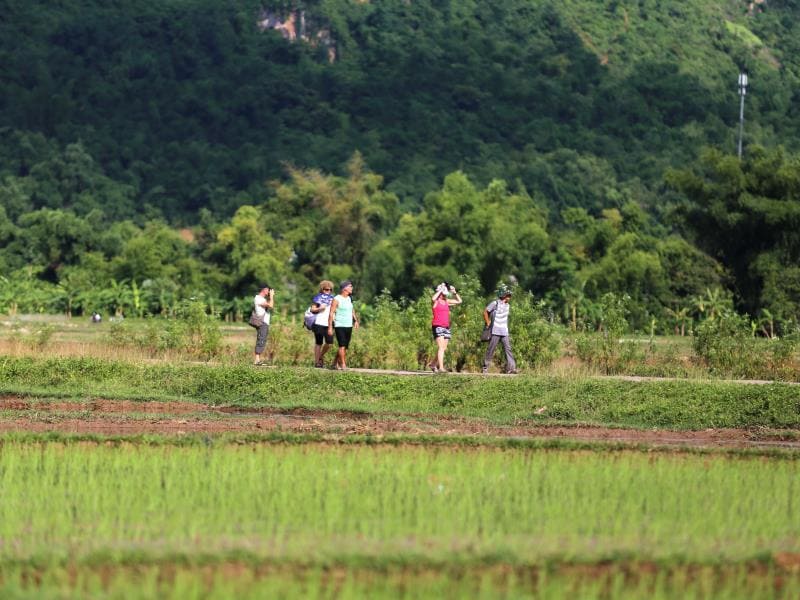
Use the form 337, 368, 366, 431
309, 280, 335, 368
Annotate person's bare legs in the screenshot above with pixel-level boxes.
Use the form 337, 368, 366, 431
336, 346, 347, 369
314, 343, 331, 366
320, 342, 331, 365
436, 337, 448, 371
314, 344, 322, 366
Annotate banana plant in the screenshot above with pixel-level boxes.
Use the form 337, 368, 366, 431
760, 308, 775, 339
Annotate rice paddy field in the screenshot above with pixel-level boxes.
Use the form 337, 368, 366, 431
0, 441, 798, 598
0, 320, 798, 597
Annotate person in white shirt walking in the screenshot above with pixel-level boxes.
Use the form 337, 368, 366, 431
482, 285, 517, 374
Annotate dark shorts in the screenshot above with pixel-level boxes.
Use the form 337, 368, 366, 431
254, 323, 270, 354
313, 323, 333, 345
432, 326, 452, 340
334, 327, 353, 348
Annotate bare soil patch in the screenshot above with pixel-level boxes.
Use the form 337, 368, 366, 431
0, 397, 203, 414
0, 395, 797, 449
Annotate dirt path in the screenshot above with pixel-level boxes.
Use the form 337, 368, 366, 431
1, 396, 798, 449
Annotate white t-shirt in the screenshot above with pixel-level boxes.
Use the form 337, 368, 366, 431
486, 300, 509, 336
312, 293, 334, 326
253, 294, 272, 325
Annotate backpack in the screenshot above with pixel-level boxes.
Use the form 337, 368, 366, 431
303, 307, 316, 330
248, 310, 264, 329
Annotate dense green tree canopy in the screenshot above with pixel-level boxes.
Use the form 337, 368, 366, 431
2, 0, 799, 218
667, 146, 800, 325
1, 1, 800, 330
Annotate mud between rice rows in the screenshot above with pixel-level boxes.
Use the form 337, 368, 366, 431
0, 396, 798, 449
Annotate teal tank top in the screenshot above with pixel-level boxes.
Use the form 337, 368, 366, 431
333, 295, 353, 327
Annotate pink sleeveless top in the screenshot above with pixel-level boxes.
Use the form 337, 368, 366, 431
432, 298, 450, 328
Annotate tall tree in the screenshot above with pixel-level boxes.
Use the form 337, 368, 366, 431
667, 146, 800, 325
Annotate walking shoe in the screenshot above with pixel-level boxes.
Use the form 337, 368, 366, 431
315, 360, 324, 368
505, 369, 518, 375
481, 368, 488, 374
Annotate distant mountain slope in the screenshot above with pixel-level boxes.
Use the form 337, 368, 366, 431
1, 0, 798, 220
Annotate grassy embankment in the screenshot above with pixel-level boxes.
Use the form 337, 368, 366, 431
1, 356, 799, 431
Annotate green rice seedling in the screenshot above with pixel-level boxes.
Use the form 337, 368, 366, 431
0, 444, 796, 566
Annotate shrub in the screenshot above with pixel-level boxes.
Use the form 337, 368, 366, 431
693, 312, 800, 380
504, 292, 561, 370
110, 300, 222, 360
575, 293, 641, 374
694, 311, 755, 376
766, 332, 800, 380
175, 300, 223, 359
348, 291, 428, 370
30, 323, 57, 351
265, 319, 313, 366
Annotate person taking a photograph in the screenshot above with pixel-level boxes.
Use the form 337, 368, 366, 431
253, 284, 274, 365
428, 281, 462, 373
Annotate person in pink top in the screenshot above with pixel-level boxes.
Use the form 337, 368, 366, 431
428, 281, 462, 373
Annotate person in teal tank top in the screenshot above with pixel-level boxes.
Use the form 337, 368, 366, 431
327, 280, 359, 370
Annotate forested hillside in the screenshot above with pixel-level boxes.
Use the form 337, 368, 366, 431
1, 0, 799, 330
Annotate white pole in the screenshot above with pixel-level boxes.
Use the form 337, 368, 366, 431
737, 73, 748, 159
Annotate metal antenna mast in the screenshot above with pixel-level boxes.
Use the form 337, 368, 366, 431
737, 72, 749, 159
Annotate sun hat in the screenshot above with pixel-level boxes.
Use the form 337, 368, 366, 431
496, 284, 512, 298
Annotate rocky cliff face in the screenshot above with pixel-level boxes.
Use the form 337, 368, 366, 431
747, 0, 766, 15
257, 8, 336, 62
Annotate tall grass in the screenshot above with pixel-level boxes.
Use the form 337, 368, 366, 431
0, 443, 796, 564
3, 300, 798, 379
